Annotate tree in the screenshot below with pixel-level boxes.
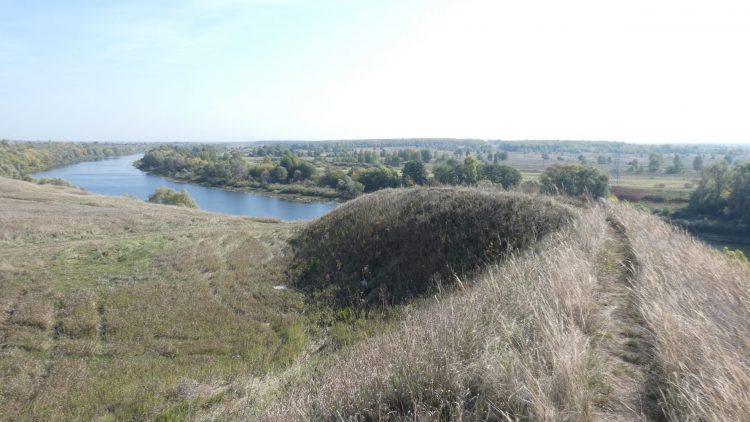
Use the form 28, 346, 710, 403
402, 161, 428, 186
462, 156, 479, 185
539, 164, 609, 198
627, 159, 643, 174
597, 155, 607, 165
648, 153, 664, 173
318, 167, 347, 188
493, 151, 508, 163
147, 188, 197, 208
420, 149, 432, 163
353, 165, 400, 192
728, 163, 750, 221
280, 154, 316, 180
667, 154, 684, 174
578, 154, 588, 164
336, 176, 364, 199
688, 161, 733, 216
433, 163, 461, 185
480, 164, 522, 188
693, 155, 704, 171
271, 165, 288, 183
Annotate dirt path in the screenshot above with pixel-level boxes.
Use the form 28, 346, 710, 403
593, 218, 649, 420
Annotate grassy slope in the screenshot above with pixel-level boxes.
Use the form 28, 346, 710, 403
614, 206, 750, 420
290, 187, 575, 307
0, 178, 307, 420
2, 178, 748, 421
250, 204, 749, 421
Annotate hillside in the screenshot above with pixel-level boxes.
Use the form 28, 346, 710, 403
0, 178, 305, 420
1, 178, 748, 421
290, 187, 575, 307
250, 201, 750, 421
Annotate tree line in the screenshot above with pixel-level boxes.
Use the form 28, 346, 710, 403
0, 140, 143, 179
491, 139, 745, 156
137, 145, 614, 201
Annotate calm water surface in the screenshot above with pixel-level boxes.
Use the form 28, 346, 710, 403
32, 154, 338, 220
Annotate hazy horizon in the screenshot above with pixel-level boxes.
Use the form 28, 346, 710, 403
2, 0, 749, 143
5, 138, 750, 147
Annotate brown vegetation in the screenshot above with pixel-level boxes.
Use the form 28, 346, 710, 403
290, 187, 574, 307
613, 206, 750, 420
0, 177, 305, 420
255, 203, 750, 421
2, 176, 748, 421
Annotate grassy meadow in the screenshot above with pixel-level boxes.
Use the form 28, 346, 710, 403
2, 175, 749, 421
0, 178, 306, 420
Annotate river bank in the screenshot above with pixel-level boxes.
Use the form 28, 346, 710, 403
31, 154, 338, 220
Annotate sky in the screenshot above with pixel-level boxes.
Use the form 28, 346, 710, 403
1, 0, 749, 143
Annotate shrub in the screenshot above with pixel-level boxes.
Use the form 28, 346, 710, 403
539, 164, 609, 198
147, 188, 197, 208
724, 247, 749, 265
288, 187, 574, 307
336, 176, 364, 199
318, 167, 347, 188
37, 177, 72, 187
479, 164, 522, 188
352, 165, 399, 192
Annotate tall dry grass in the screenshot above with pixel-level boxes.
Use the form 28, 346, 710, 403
258, 207, 613, 421
611, 205, 750, 421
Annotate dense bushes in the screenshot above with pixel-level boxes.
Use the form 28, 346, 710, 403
480, 163, 522, 187
0, 140, 142, 178
351, 165, 399, 192
147, 187, 197, 208
136, 145, 316, 187
540, 163, 609, 198
433, 158, 521, 188
289, 187, 574, 307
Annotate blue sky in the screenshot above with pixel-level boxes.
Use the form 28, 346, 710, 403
1, 0, 749, 143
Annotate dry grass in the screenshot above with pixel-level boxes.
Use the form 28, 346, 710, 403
256, 207, 619, 421
250, 202, 749, 421
0, 177, 308, 420
611, 205, 750, 421
2, 176, 748, 421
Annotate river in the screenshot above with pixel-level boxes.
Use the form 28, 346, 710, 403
32, 154, 338, 220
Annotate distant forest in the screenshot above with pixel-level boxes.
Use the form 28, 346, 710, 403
0, 140, 144, 179
490, 140, 746, 155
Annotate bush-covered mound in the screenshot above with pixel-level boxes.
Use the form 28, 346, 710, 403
289, 187, 575, 306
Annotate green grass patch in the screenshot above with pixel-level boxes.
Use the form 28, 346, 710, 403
47, 236, 167, 292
